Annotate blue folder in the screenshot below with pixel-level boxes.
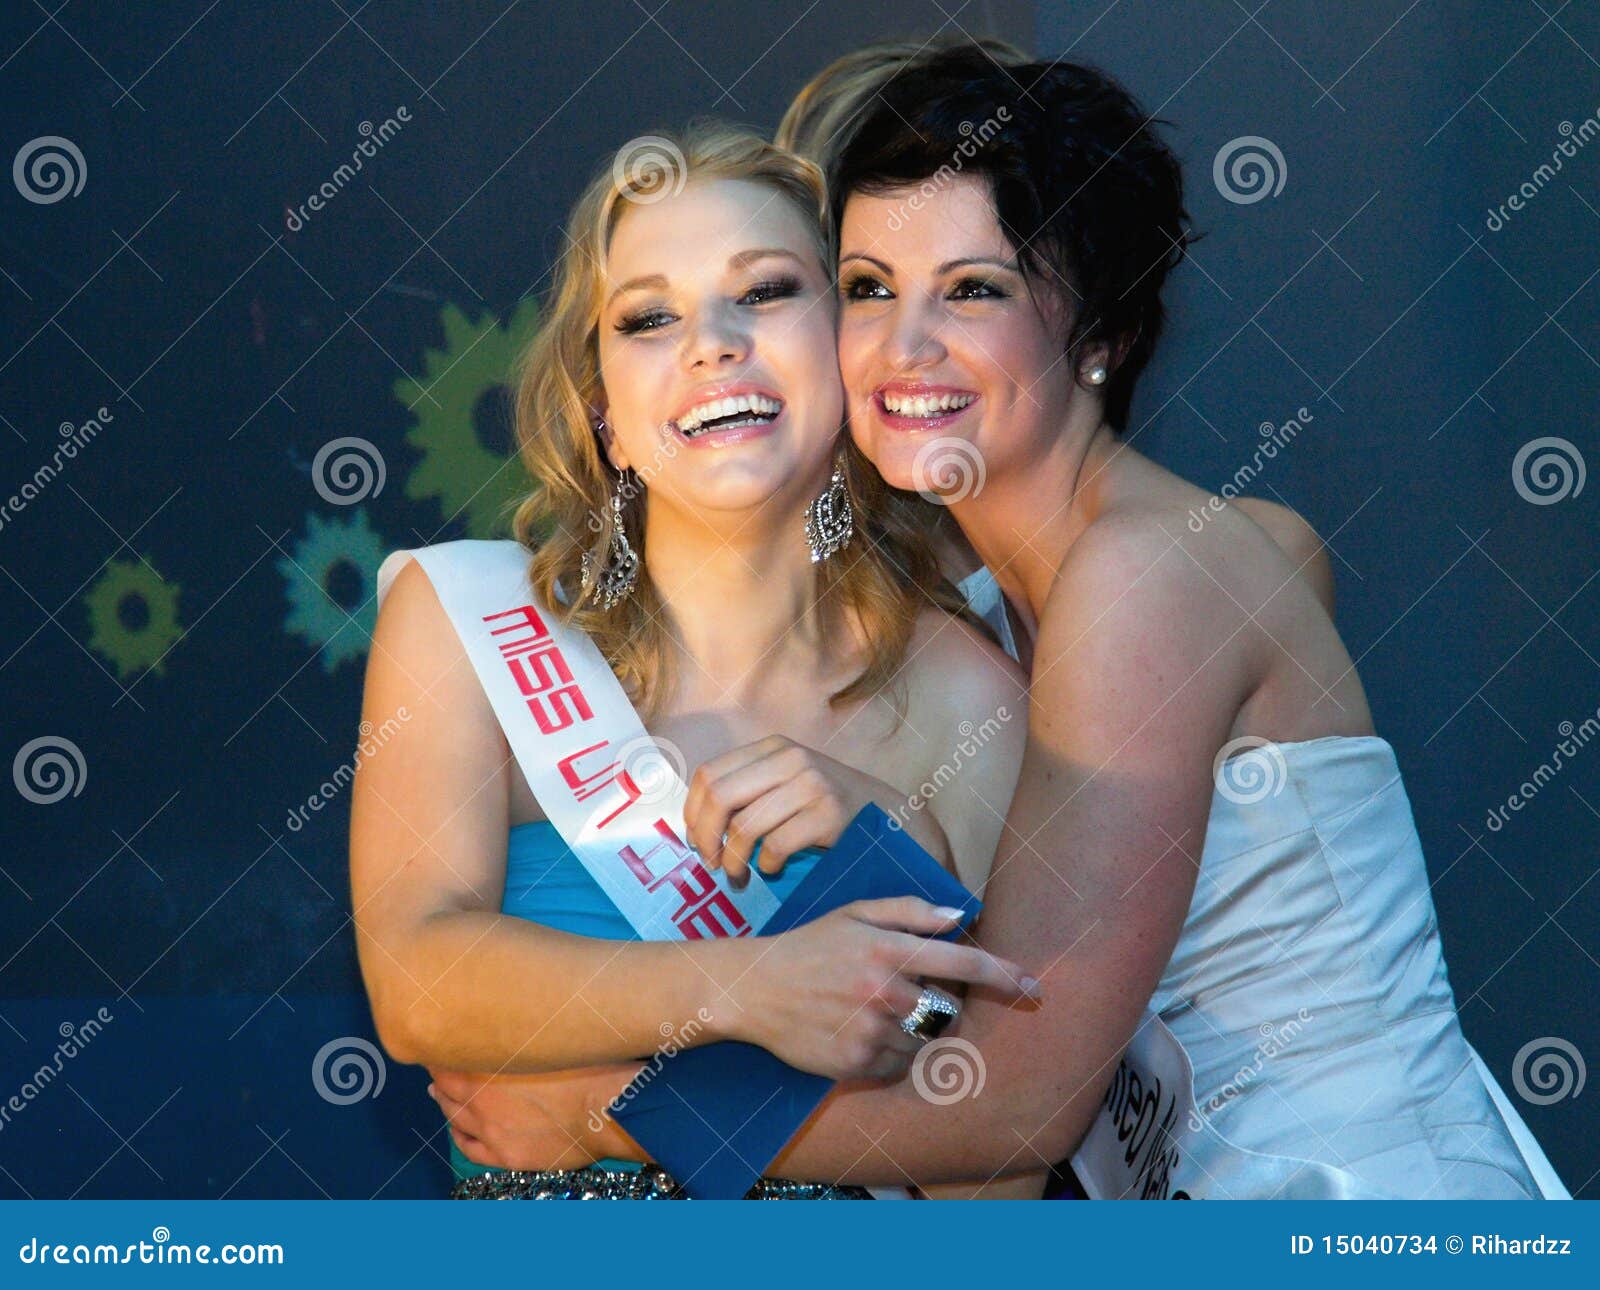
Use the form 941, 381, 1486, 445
608, 803, 980, 1199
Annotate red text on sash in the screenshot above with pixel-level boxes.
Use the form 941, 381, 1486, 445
484, 603, 750, 940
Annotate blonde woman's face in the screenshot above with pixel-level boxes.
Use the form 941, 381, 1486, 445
596, 177, 842, 516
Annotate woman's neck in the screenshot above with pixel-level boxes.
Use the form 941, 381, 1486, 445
641, 503, 839, 706
950, 416, 1121, 628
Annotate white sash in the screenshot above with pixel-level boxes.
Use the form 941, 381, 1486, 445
377, 540, 781, 940
376, 539, 912, 1198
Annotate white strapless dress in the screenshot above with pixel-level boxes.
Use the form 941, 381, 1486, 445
956, 569, 1570, 1199
1146, 734, 1568, 1198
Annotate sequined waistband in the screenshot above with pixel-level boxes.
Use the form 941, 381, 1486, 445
449, 1163, 874, 1200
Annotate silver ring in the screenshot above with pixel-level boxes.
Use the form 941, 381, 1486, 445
899, 984, 959, 1040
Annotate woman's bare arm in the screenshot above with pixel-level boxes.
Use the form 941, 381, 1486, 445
350, 557, 755, 1071
769, 514, 1257, 1183
351, 557, 1033, 1077
897, 611, 1029, 893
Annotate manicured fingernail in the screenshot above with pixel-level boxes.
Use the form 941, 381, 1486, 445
1020, 976, 1043, 997
936, 906, 966, 920
426, 1083, 437, 1099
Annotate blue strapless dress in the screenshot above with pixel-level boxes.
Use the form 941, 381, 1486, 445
448, 822, 826, 1184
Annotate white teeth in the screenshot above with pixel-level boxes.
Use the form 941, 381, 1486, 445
883, 392, 975, 416
676, 392, 782, 435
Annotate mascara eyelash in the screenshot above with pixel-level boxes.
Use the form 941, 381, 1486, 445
614, 310, 667, 335
840, 275, 886, 299
952, 278, 1007, 299
743, 275, 802, 302
614, 276, 803, 334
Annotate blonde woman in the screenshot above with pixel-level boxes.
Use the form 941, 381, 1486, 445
350, 122, 1036, 1200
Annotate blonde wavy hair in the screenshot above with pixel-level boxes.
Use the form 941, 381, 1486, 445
509, 120, 962, 722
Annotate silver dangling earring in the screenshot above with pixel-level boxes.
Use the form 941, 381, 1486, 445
581, 473, 640, 609
804, 458, 855, 564
1085, 363, 1108, 386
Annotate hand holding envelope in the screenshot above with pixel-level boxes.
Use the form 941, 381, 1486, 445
610, 803, 1039, 1199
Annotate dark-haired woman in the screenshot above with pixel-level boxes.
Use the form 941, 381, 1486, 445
507, 44, 1570, 1199
781, 43, 1566, 1199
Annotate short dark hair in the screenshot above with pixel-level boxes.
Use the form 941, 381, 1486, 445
829, 44, 1196, 431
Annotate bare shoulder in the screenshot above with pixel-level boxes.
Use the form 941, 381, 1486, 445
359, 555, 513, 826
896, 607, 1029, 891
1033, 501, 1263, 719
1048, 502, 1213, 617
902, 604, 1028, 720
351, 554, 519, 1035
372, 555, 464, 676
1230, 496, 1336, 618
1055, 486, 1326, 635
368, 556, 492, 727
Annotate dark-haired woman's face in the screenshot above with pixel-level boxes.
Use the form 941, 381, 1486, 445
836, 174, 1079, 498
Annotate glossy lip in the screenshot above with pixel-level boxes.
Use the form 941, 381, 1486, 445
666, 380, 787, 449
872, 382, 981, 433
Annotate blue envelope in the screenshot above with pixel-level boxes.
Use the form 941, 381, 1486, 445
608, 803, 980, 1199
